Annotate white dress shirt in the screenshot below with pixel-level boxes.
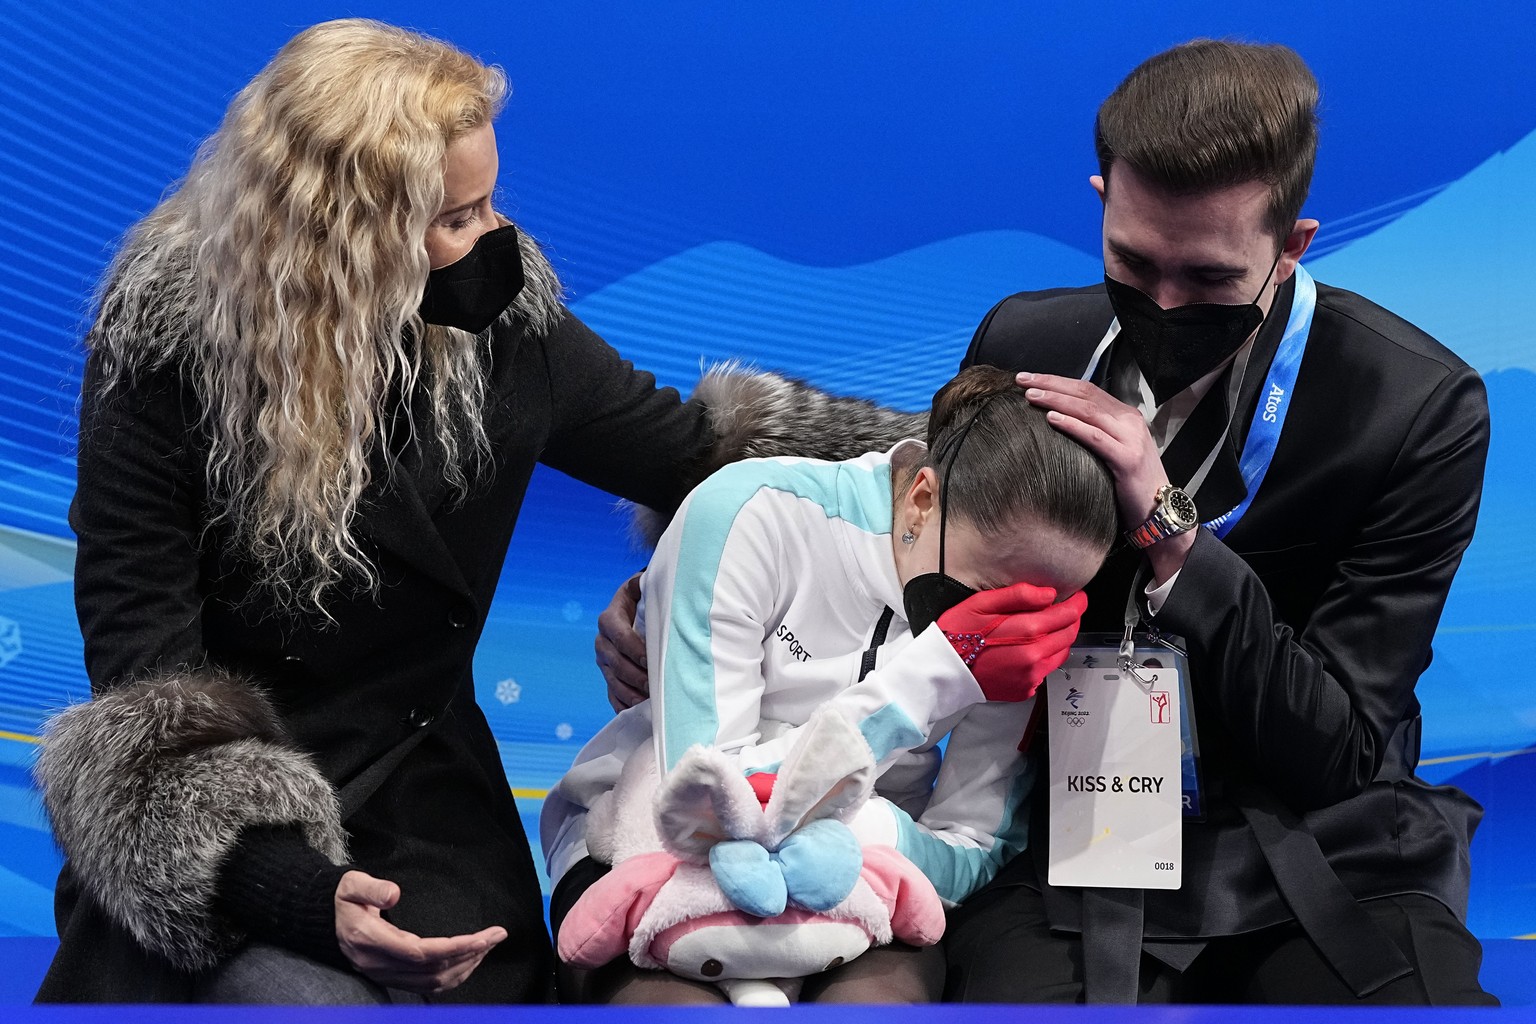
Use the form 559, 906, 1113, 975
1103, 337, 1256, 613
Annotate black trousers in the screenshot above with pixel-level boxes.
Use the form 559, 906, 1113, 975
942, 885, 1498, 1005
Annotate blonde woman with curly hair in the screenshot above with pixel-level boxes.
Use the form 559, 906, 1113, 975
35, 18, 917, 1004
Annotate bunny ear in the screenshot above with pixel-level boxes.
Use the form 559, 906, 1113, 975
557, 851, 680, 967
763, 707, 876, 847
860, 845, 946, 948
654, 744, 764, 861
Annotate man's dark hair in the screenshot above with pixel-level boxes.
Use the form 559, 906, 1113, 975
1095, 39, 1319, 243
925, 366, 1117, 554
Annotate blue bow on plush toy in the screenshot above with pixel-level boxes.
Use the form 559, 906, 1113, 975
709, 817, 864, 917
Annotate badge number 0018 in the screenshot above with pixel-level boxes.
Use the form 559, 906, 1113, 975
1046, 646, 1183, 890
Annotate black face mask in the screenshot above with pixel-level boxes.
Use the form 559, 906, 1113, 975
1104, 252, 1280, 405
902, 400, 997, 634
419, 223, 525, 334
903, 569, 976, 637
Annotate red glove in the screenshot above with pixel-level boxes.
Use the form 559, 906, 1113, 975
937, 583, 1088, 702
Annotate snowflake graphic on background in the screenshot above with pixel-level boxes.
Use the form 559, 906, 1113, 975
555, 723, 574, 741
0, 616, 21, 669
494, 677, 522, 705
562, 601, 583, 623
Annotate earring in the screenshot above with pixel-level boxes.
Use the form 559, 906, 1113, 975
901, 530, 916, 545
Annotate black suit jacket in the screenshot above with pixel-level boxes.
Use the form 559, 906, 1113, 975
963, 278, 1489, 961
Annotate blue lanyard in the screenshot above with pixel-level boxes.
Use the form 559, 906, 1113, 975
1083, 265, 1317, 539
1203, 266, 1315, 538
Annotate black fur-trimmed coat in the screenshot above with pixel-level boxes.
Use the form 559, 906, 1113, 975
36, 235, 923, 1003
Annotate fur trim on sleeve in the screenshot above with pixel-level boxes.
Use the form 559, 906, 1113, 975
35, 668, 348, 972
628, 363, 929, 547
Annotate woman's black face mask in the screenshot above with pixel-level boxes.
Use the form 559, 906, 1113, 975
419, 223, 525, 334
902, 400, 999, 634
1104, 251, 1280, 405
903, 570, 976, 637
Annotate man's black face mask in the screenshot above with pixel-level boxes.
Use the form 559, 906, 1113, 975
1104, 251, 1280, 405
419, 223, 525, 335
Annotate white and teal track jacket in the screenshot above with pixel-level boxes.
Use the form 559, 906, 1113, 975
541, 442, 1035, 906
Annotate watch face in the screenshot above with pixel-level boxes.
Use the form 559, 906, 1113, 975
1166, 488, 1199, 529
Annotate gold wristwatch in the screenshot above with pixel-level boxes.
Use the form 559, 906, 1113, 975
1127, 484, 1198, 549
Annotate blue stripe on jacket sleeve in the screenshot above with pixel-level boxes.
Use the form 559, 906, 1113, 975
891, 759, 1034, 904
859, 702, 926, 763
659, 471, 759, 770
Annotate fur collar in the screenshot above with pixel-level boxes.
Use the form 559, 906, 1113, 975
628, 363, 928, 547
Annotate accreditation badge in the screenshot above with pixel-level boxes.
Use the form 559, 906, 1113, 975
1046, 637, 1185, 890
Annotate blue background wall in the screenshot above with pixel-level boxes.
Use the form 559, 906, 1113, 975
0, 0, 1532, 978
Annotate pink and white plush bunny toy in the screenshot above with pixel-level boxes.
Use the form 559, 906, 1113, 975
558, 708, 946, 1007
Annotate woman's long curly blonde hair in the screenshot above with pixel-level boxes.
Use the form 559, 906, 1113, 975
87, 19, 560, 615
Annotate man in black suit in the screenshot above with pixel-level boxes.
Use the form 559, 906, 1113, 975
941, 39, 1496, 1004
